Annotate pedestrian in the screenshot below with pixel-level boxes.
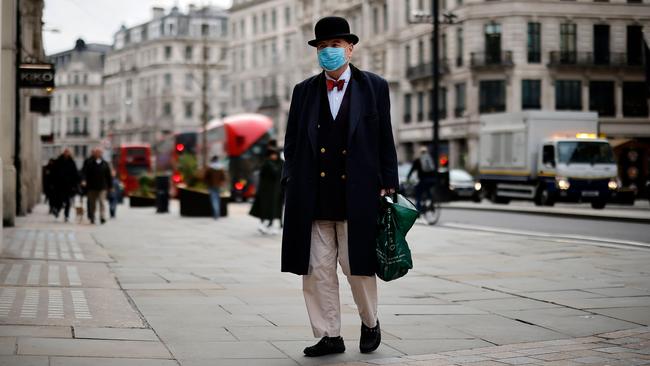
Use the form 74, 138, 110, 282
407, 146, 437, 211
249, 148, 283, 234
42, 158, 56, 214
107, 169, 123, 219
281, 16, 398, 357
204, 156, 227, 219
81, 148, 112, 224
52, 149, 80, 222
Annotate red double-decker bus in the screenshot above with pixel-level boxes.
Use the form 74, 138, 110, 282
200, 113, 274, 201
112, 144, 152, 195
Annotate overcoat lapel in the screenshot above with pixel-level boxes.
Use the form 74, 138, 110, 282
348, 65, 368, 146
305, 73, 324, 157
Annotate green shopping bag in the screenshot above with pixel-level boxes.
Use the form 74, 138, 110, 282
376, 194, 418, 281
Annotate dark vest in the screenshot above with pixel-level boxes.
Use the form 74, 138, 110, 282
314, 79, 352, 221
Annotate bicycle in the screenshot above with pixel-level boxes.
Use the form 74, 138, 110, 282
420, 186, 442, 225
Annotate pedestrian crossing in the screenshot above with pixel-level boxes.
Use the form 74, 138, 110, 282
0, 263, 83, 287
0, 288, 93, 321
2, 230, 85, 260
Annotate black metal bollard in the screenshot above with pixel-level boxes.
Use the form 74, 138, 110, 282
155, 175, 170, 213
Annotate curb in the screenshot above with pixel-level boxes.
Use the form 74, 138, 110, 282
440, 204, 650, 224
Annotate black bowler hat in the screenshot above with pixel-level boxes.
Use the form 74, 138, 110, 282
308, 16, 359, 47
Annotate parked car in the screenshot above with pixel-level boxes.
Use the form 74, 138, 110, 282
449, 169, 482, 202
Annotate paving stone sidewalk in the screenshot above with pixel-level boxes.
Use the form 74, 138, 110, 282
328, 327, 650, 366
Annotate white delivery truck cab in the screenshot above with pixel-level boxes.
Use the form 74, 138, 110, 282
478, 111, 618, 209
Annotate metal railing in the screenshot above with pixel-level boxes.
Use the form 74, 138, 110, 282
548, 51, 644, 67
406, 59, 450, 80
470, 51, 514, 68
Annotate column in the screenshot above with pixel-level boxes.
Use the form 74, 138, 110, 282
1, 0, 17, 225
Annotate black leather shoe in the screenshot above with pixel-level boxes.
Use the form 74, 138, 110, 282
303, 336, 345, 357
360, 320, 381, 353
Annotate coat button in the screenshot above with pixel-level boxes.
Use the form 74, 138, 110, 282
341, 174, 346, 180
342, 149, 347, 155
317, 124, 320, 128
320, 148, 326, 153
320, 172, 326, 177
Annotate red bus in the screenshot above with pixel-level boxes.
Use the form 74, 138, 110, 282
111, 144, 152, 195
154, 130, 199, 195
200, 113, 274, 201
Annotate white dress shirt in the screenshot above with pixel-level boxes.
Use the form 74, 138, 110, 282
325, 65, 351, 119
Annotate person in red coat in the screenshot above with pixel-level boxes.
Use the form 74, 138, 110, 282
281, 16, 398, 357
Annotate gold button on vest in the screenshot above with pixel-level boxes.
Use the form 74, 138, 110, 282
320, 148, 326, 153
342, 149, 347, 155
341, 174, 346, 180
320, 172, 326, 177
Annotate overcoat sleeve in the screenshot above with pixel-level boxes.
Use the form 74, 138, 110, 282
281, 84, 301, 186
377, 80, 399, 189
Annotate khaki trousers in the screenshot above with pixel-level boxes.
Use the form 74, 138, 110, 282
87, 190, 107, 221
303, 220, 378, 338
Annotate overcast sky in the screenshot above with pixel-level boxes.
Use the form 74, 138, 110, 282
43, 0, 232, 55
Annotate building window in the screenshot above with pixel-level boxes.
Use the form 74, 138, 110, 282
201, 24, 210, 37
430, 87, 447, 120
253, 15, 258, 34
73, 117, 80, 133
184, 102, 193, 118
83, 117, 88, 134
163, 102, 172, 116
484, 23, 502, 64
164, 46, 172, 60
262, 13, 267, 33
373, 7, 379, 34
555, 80, 582, 110
417, 91, 424, 121
405, 44, 411, 68
456, 27, 464, 67
560, 23, 577, 63
623, 82, 649, 117
593, 24, 610, 65
404, 93, 412, 123
74, 95, 79, 107
522, 79, 541, 110
455, 82, 466, 117
185, 73, 194, 91
406, 0, 411, 22
185, 46, 193, 60
627, 25, 644, 66
383, 3, 388, 31
240, 20, 246, 37
83, 94, 88, 106
284, 6, 291, 26
589, 81, 615, 117
527, 22, 541, 63
164, 73, 172, 87
479, 80, 506, 113
272, 9, 277, 30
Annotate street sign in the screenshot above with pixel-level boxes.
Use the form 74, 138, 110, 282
19, 63, 55, 88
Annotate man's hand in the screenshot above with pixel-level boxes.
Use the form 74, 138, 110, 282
380, 188, 395, 197
81, 181, 86, 187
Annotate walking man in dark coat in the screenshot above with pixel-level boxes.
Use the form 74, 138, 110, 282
81, 148, 112, 224
52, 149, 80, 222
281, 16, 398, 357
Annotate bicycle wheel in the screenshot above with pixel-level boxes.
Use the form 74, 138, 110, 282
421, 196, 441, 225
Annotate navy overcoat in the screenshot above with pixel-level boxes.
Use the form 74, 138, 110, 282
281, 64, 398, 276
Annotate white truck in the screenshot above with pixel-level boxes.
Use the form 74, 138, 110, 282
478, 111, 618, 209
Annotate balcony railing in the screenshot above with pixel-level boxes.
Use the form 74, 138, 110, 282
406, 59, 450, 81
548, 51, 644, 68
470, 51, 514, 68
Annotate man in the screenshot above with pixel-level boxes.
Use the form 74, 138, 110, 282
52, 149, 80, 222
81, 148, 112, 224
407, 146, 437, 211
204, 156, 227, 219
281, 16, 398, 357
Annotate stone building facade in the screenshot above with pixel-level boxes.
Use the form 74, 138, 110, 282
103, 5, 230, 146
43, 39, 111, 168
0, 0, 47, 229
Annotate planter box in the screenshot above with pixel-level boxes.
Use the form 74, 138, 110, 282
129, 195, 156, 207
178, 187, 228, 217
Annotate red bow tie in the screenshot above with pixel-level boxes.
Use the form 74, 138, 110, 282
326, 79, 345, 92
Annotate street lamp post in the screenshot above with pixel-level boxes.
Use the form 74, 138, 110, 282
431, 0, 440, 172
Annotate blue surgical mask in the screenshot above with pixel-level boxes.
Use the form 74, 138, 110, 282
317, 47, 347, 72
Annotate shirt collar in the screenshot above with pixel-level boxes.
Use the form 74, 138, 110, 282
325, 64, 351, 83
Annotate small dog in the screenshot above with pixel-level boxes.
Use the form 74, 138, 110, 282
75, 196, 85, 224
